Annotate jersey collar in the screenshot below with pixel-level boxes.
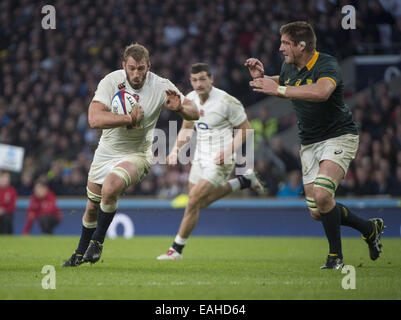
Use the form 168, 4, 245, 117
305, 51, 319, 71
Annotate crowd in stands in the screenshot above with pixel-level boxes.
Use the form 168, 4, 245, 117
0, 0, 400, 199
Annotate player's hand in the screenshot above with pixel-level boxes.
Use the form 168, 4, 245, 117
166, 150, 179, 166
249, 77, 278, 95
130, 103, 144, 128
245, 58, 265, 79
165, 90, 183, 112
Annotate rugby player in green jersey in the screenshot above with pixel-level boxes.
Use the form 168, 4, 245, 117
245, 21, 384, 269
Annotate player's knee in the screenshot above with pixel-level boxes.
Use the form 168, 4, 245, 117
306, 197, 320, 220
101, 179, 123, 202
187, 194, 202, 212
187, 197, 200, 210
199, 198, 210, 209
313, 187, 332, 209
313, 174, 337, 208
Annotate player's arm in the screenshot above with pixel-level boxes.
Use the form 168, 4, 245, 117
88, 100, 142, 129
249, 77, 336, 102
215, 119, 252, 165
166, 120, 195, 165
164, 90, 199, 121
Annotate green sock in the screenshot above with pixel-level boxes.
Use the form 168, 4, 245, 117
337, 202, 373, 238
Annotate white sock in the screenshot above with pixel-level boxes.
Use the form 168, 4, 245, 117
174, 234, 187, 245
228, 178, 241, 192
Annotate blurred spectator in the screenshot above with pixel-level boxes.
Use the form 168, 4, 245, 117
0, 171, 17, 234
389, 165, 401, 196
270, 136, 301, 173
17, 170, 34, 196
277, 170, 304, 197
23, 182, 62, 235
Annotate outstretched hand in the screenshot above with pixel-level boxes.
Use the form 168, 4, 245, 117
249, 77, 279, 95
244, 58, 265, 79
165, 90, 183, 112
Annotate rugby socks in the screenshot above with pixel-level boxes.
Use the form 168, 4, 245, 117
320, 204, 343, 259
228, 178, 241, 192
337, 202, 374, 238
228, 176, 251, 192
172, 234, 187, 254
76, 224, 96, 255
91, 202, 117, 244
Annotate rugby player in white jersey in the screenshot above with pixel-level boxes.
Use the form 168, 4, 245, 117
62, 43, 199, 266
157, 63, 265, 260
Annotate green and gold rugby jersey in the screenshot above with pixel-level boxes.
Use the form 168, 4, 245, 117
279, 51, 358, 145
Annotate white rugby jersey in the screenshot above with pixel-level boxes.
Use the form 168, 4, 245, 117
186, 87, 247, 163
92, 70, 184, 154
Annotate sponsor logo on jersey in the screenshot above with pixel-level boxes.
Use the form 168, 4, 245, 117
334, 149, 343, 155
118, 82, 126, 90
200, 109, 204, 116
197, 122, 209, 130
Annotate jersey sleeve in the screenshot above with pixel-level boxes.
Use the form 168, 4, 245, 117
223, 94, 247, 127
92, 76, 115, 109
316, 58, 341, 87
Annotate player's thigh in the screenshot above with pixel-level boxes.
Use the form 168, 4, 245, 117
319, 134, 359, 183
314, 134, 359, 202
103, 162, 136, 197
104, 154, 151, 195
317, 160, 345, 186
188, 182, 196, 193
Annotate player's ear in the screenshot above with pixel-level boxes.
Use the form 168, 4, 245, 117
299, 41, 306, 52
122, 60, 126, 69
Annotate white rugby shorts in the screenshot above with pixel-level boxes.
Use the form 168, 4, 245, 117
300, 133, 359, 185
188, 159, 235, 187
88, 143, 152, 186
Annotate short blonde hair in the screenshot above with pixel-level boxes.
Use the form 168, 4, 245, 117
123, 43, 149, 63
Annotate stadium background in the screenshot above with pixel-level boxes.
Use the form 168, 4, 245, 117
1, 0, 401, 237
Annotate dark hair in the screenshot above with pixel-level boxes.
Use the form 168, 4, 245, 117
190, 63, 211, 76
123, 43, 149, 63
279, 21, 316, 52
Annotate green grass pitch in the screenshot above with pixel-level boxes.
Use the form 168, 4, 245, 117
0, 236, 400, 300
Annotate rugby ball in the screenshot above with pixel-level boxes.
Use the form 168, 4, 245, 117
111, 91, 137, 115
